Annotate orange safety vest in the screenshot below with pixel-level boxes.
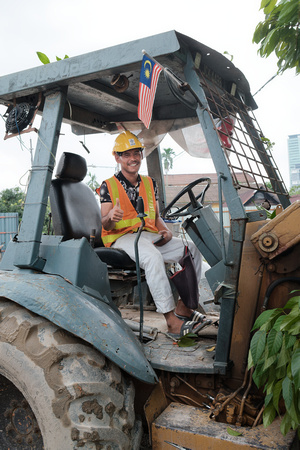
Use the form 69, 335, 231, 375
101, 175, 159, 247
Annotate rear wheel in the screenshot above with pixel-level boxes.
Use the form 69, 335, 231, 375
0, 298, 142, 449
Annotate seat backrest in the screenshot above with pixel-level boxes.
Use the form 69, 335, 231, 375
50, 152, 103, 247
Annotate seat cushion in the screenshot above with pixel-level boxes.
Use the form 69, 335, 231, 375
50, 179, 103, 247
94, 247, 136, 269
50, 152, 136, 270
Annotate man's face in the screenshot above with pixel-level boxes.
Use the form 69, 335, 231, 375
115, 149, 143, 176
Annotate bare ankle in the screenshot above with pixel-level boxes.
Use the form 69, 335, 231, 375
175, 299, 193, 316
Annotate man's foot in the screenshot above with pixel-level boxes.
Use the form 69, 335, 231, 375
165, 311, 209, 337
168, 319, 212, 339
174, 311, 206, 323
174, 299, 205, 323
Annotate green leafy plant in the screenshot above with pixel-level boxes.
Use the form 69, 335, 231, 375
255, 203, 277, 219
289, 185, 300, 196
0, 187, 25, 221
0, 187, 51, 234
248, 293, 300, 437
37, 52, 69, 65
161, 147, 176, 174
177, 333, 198, 347
227, 427, 243, 436
86, 171, 100, 194
261, 135, 275, 151
223, 51, 234, 62
253, 0, 300, 75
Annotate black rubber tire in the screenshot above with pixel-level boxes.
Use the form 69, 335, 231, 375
0, 297, 142, 449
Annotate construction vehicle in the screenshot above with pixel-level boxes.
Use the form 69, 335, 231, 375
0, 31, 299, 449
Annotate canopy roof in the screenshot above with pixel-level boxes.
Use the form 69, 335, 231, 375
0, 30, 256, 154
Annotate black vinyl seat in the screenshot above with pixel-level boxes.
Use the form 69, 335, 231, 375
50, 152, 136, 269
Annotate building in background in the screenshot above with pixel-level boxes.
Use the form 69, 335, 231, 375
164, 173, 299, 235
288, 134, 300, 188
164, 173, 281, 232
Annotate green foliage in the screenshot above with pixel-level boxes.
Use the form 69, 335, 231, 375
37, 52, 69, 65
261, 135, 275, 151
161, 148, 176, 173
248, 293, 300, 436
0, 187, 25, 220
177, 333, 198, 347
36, 52, 50, 64
223, 51, 234, 62
227, 427, 243, 436
255, 203, 277, 219
253, 0, 300, 75
43, 201, 52, 234
86, 172, 100, 193
0, 188, 51, 234
289, 185, 300, 196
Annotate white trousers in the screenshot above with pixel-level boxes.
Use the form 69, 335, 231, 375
113, 231, 202, 314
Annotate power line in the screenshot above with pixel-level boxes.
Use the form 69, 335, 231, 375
253, 74, 278, 96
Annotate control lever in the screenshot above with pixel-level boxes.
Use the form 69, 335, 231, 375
134, 196, 147, 342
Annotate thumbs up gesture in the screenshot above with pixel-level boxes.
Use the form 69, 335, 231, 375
110, 198, 124, 222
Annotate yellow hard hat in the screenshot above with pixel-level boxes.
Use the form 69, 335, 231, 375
112, 131, 143, 154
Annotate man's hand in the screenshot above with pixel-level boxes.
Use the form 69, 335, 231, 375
153, 229, 172, 246
109, 198, 124, 222
101, 198, 124, 231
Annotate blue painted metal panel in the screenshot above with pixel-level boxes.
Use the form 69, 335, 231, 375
40, 235, 114, 306
0, 268, 158, 385
0, 31, 181, 100
1, 236, 115, 310
14, 90, 67, 270
0, 213, 18, 255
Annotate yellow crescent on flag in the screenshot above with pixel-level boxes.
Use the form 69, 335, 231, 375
144, 60, 152, 79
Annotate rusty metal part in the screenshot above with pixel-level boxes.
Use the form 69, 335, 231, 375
5, 399, 41, 446
236, 367, 254, 426
252, 404, 265, 428
209, 368, 263, 427
0, 375, 43, 448
258, 232, 279, 253
266, 262, 277, 272
229, 221, 266, 383
144, 380, 168, 446
226, 403, 237, 424
169, 375, 208, 408
266, 244, 300, 274
251, 201, 300, 260
160, 372, 218, 410
210, 359, 250, 419
110, 74, 130, 93
198, 68, 288, 202
152, 403, 297, 450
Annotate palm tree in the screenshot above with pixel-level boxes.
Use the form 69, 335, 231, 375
161, 148, 176, 174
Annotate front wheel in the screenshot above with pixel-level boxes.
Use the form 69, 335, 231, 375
0, 298, 142, 449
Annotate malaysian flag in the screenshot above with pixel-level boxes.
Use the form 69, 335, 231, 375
138, 54, 162, 129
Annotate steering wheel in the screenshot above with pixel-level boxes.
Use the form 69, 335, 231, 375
162, 177, 211, 219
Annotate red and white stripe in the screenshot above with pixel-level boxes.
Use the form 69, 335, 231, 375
138, 64, 162, 129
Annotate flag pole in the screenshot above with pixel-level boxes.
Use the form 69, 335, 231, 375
142, 49, 181, 84
142, 49, 197, 90
142, 49, 203, 109
142, 49, 165, 71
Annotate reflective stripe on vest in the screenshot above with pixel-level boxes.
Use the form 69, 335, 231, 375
101, 175, 158, 247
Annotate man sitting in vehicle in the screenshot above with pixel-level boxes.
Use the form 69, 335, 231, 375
99, 130, 206, 338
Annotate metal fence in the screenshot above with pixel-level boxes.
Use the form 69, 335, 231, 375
0, 213, 18, 260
